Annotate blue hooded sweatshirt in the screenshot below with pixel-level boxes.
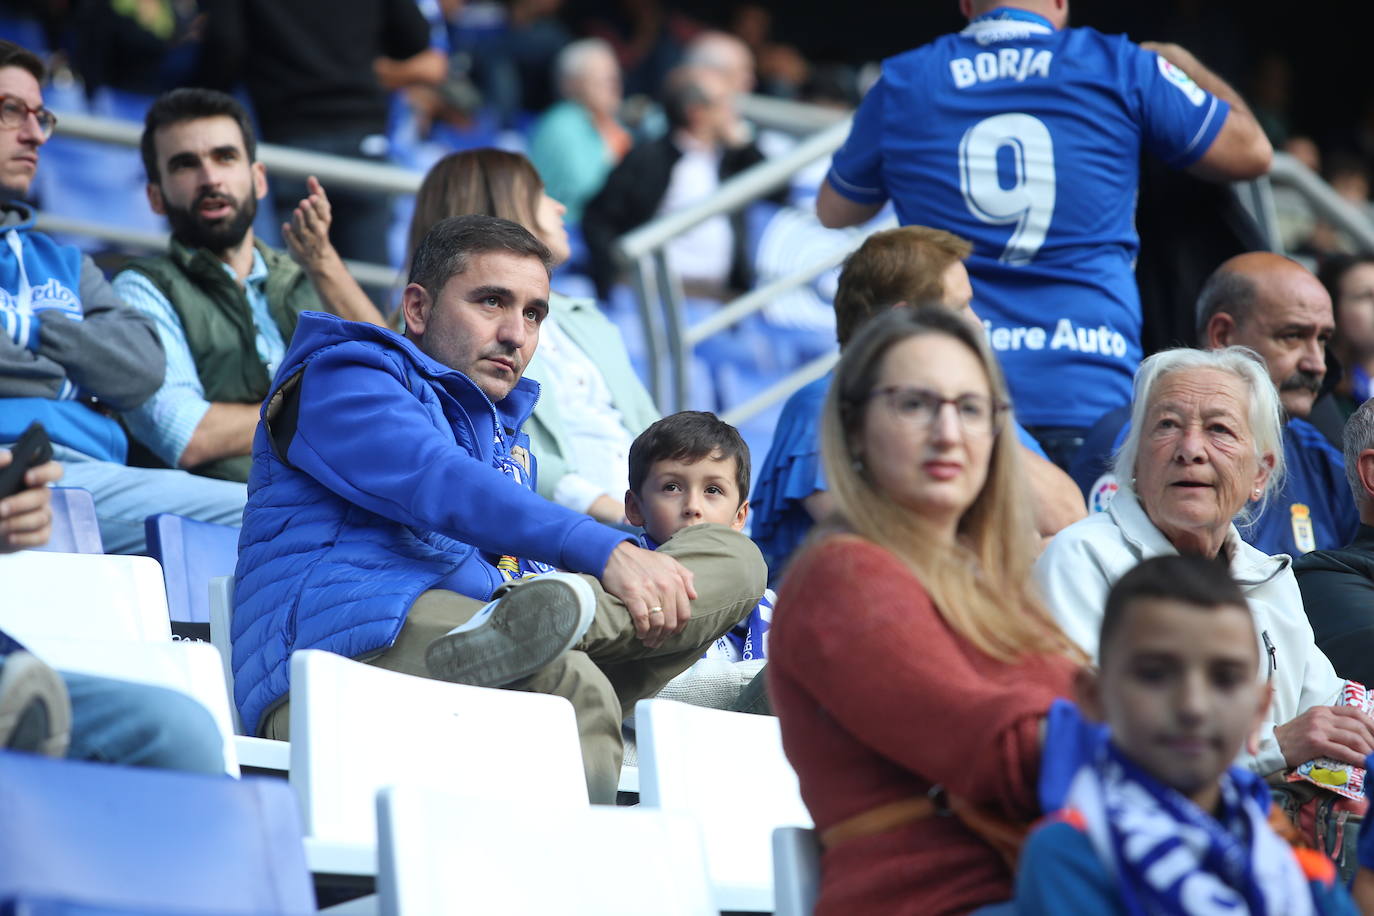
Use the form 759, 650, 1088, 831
232, 312, 630, 733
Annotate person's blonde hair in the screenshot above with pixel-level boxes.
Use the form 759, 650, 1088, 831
833, 226, 972, 346
817, 306, 1082, 663
407, 148, 545, 264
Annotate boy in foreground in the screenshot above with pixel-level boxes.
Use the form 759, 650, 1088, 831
1016, 555, 1354, 914
625, 412, 773, 711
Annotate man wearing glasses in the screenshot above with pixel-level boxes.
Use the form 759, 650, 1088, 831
0, 40, 247, 554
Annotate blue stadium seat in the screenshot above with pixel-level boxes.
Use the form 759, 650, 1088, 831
33, 488, 102, 555
144, 514, 240, 625
0, 750, 314, 915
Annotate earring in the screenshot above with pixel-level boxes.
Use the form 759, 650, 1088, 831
852, 456, 864, 472
1253, 488, 1262, 499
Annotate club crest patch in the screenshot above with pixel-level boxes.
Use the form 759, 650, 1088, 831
1088, 474, 1120, 514
1290, 503, 1316, 554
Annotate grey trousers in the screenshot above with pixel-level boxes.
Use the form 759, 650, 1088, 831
264, 522, 766, 803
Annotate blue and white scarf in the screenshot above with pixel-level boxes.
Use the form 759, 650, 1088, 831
1064, 741, 1313, 916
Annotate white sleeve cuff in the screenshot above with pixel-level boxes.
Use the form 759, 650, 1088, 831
552, 473, 610, 515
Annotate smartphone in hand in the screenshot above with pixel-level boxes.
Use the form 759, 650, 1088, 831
0, 421, 53, 499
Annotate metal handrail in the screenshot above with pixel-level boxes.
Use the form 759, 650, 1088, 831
617, 118, 851, 262
1265, 151, 1374, 253
34, 212, 402, 289
615, 116, 854, 414
52, 111, 425, 195
735, 95, 848, 135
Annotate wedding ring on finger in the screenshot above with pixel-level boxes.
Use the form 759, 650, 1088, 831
648, 606, 664, 616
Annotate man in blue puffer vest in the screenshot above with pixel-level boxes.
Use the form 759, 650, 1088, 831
234, 214, 765, 802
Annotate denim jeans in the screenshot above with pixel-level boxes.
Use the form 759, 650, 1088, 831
47, 444, 247, 555
64, 671, 226, 774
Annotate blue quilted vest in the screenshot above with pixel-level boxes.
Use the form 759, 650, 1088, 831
231, 313, 543, 734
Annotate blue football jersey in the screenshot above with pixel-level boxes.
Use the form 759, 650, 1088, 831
828, 8, 1230, 428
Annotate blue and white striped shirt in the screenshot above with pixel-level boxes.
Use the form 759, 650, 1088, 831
115, 249, 286, 467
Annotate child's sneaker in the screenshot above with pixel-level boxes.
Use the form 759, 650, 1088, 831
0, 651, 71, 757
425, 573, 596, 687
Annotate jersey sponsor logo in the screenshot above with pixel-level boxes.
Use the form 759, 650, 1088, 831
950, 48, 1054, 89
1156, 56, 1207, 107
1290, 503, 1317, 554
982, 318, 1129, 358
1089, 474, 1119, 514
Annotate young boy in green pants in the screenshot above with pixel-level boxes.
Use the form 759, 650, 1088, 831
624, 411, 774, 711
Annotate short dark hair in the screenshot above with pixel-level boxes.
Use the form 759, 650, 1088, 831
0, 40, 44, 83
140, 88, 257, 184
1195, 266, 1260, 341
407, 214, 554, 296
627, 411, 751, 505
1099, 555, 1253, 665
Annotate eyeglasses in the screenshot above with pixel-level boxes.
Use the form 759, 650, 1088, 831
868, 385, 1007, 436
0, 94, 56, 139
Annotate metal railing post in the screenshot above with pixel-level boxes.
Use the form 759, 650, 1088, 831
629, 255, 668, 411
652, 249, 690, 413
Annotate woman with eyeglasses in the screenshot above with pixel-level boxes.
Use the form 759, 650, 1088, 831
768, 306, 1085, 915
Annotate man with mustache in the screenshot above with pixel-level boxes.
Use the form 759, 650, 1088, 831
115, 88, 384, 483
231, 214, 765, 803
1071, 252, 1357, 558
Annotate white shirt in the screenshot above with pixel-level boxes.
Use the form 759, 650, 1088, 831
531, 314, 634, 512
659, 132, 732, 288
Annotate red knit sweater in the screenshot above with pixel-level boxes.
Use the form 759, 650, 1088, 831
769, 535, 1077, 916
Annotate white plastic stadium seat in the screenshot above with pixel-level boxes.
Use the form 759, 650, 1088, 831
772, 826, 822, 916
635, 699, 813, 912
207, 575, 288, 773
290, 649, 588, 876
26, 637, 242, 777
0, 550, 170, 644
377, 786, 718, 916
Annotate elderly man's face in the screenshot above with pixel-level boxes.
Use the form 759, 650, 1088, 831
402, 251, 550, 403
1134, 368, 1272, 555
1223, 269, 1334, 419
571, 50, 621, 119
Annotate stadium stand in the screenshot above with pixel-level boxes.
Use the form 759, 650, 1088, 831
5, 5, 1374, 912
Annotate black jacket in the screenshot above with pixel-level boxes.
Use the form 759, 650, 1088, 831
581, 134, 770, 300
1294, 524, 1374, 686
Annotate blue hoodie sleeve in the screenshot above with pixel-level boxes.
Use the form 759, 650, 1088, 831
286, 343, 629, 576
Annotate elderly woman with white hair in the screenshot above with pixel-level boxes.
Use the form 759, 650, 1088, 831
1035, 346, 1373, 778
528, 38, 629, 224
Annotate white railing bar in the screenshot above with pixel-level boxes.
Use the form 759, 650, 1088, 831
34, 212, 401, 288
735, 95, 848, 135
683, 223, 891, 348
1268, 152, 1374, 253
52, 111, 424, 196
721, 350, 836, 427
616, 117, 852, 262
